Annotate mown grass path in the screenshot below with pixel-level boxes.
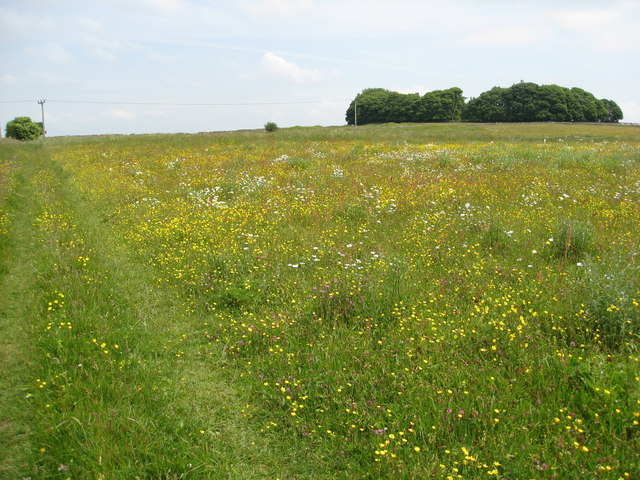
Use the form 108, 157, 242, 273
0, 143, 315, 479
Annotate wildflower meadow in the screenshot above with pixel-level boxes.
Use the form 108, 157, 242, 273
0, 123, 638, 479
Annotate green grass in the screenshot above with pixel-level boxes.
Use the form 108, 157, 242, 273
1, 123, 639, 479
0, 143, 318, 479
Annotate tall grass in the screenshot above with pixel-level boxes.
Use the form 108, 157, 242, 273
1, 123, 639, 479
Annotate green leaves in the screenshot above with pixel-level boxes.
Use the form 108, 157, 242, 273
463, 83, 623, 123
345, 87, 464, 125
5, 117, 43, 141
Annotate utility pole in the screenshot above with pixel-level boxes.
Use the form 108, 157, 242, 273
38, 99, 46, 137
354, 100, 357, 127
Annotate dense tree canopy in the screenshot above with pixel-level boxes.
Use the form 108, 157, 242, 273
345, 87, 465, 125
463, 83, 622, 123
346, 83, 623, 125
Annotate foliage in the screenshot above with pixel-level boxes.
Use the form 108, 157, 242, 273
600, 99, 624, 123
464, 83, 623, 123
5, 116, 43, 140
345, 87, 464, 125
264, 121, 279, 133
463, 86, 508, 122
347, 83, 623, 126
419, 87, 465, 122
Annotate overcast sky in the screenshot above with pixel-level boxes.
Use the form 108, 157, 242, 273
1, 0, 639, 136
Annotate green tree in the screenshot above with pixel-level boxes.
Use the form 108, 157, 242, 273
5, 117, 43, 140
346, 83, 622, 125
386, 91, 421, 123
346, 88, 463, 125
346, 88, 393, 125
463, 87, 508, 122
419, 87, 465, 122
536, 85, 571, 121
567, 88, 605, 122
599, 99, 623, 123
505, 82, 542, 122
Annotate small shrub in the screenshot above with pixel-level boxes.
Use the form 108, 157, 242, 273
5, 117, 43, 141
264, 122, 278, 133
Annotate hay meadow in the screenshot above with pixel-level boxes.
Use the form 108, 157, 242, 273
1, 123, 638, 479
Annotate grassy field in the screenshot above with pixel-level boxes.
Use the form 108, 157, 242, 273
0, 123, 638, 479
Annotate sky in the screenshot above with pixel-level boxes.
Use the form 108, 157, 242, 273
1, 0, 639, 136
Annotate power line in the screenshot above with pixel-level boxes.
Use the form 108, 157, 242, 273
1, 98, 350, 106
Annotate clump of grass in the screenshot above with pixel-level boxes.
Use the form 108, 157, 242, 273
337, 203, 368, 225
551, 218, 593, 259
286, 155, 313, 170
198, 257, 266, 311
310, 277, 365, 325
437, 154, 454, 168
480, 221, 511, 252
579, 260, 639, 350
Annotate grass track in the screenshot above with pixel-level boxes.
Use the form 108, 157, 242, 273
0, 143, 319, 479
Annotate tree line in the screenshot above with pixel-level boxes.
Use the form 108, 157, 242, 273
345, 82, 623, 125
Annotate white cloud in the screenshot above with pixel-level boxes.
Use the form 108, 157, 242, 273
73, 16, 105, 34
145, 50, 178, 62
29, 71, 77, 85
395, 85, 431, 95
45, 112, 76, 124
552, 4, 640, 51
0, 74, 18, 86
306, 100, 346, 120
462, 26, 551, 45
242, 0, 314, 17
554, 9, 618, 29
26, 42, 74, 63
163, 73, 208, 89
82, 37, 174, 63
261, 52, 336, 83
112, 0, 187, 14
104, 109, 137, 120
0, 7, 55, 38
90, 46, 119, 62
